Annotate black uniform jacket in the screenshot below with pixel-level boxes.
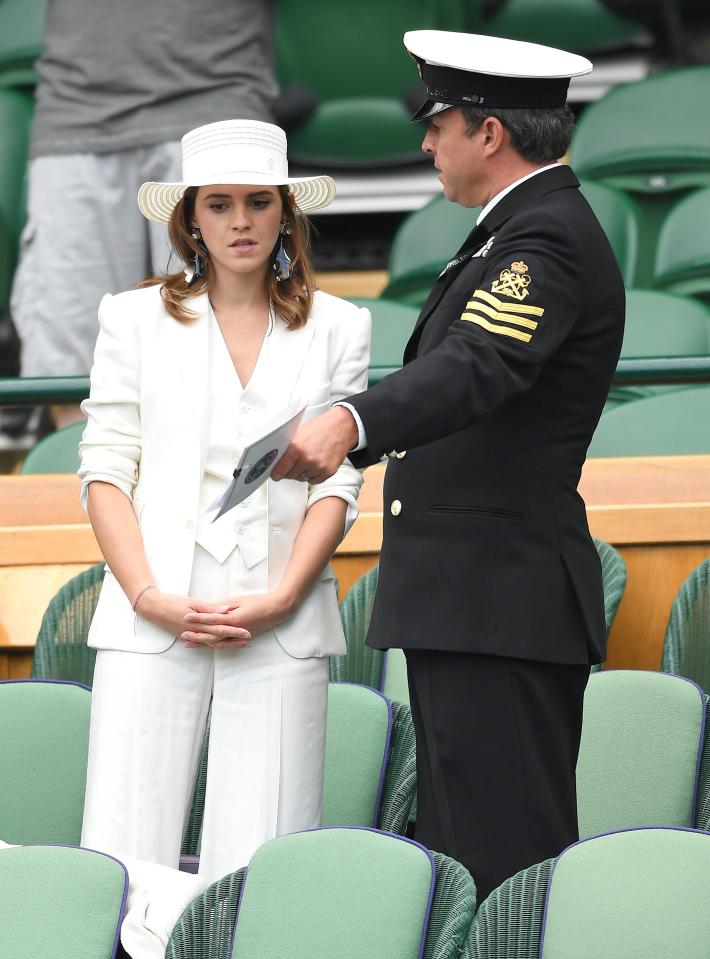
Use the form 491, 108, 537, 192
348, 166, 625, 665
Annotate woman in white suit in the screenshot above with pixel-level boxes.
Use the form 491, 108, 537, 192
78, 119, 371, 883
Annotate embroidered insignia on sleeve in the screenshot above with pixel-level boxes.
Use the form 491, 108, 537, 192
459, 288, 544, 344
491, 260, 532, 301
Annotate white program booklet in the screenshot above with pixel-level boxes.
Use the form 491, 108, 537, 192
210, 405, 306, 520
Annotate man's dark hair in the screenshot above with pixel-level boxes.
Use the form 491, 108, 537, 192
460, 104, 575, 164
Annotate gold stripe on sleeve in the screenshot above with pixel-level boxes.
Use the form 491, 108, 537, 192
460, 313, 532, 343
464, 301, 539, 331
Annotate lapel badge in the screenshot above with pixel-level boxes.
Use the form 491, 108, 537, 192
491, 260, 532, 300
473, 235, 495, 258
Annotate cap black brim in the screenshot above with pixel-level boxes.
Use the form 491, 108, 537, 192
409, 98, 453, 123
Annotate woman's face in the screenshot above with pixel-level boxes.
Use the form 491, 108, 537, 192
192, 184, 284, 281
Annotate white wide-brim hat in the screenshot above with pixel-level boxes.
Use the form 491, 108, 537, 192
138, 119, 336, 224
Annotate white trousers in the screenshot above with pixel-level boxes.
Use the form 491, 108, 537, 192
81, 545, 329, 884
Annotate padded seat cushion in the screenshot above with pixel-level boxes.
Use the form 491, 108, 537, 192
577, 671, 704, 837
231, 828, 435, 959
541, 828, 710, 959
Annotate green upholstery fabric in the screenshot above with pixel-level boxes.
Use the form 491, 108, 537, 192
482, 0, 644, 51
653, 185, 710, 301
464, 858, 554, 959
0, 87, 33, 311
383, 198, 480, 306
382, 648, 411, 705
349, 297, 419, 369
167, 847, 474, 959
592, 536, 627, 633
230, 829, 434, 959
0, 845, 126, 959
576, 671, 704, 839
662, 558, 710, 696
0, 679, 90, 844
32, 562, 104, 685
588, 386, 710, 457
0, 0, 47, 88
274, 0, 468, 166
322, 684, 391, 827
331, 563, 383, 688
20, 420, 85, 474
571, 67, 710, 283
540, 828, 710, 959
383, 179, 639, 307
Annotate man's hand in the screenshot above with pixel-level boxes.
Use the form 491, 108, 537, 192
272, 405, 359, 484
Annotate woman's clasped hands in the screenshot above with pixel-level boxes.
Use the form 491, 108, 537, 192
181, 591, 295, 649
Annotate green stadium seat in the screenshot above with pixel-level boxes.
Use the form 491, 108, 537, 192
0, 679, 91, 845
0, 87, 34, 314
588, 386, 710, 457
571, 67, 710, 284
0, 0, 47, 89
653, 185, 710, 303
605, 289, 710, 408
382, 178, 639, 306
19, 420, 84, 473
480, 0, 646, 53
0, 845, 127, 959
274, 0, 472, 167
577, 671, 706, 839
467, 829, 710, 959
349, 296, 418, 368
166, 828, 476, 959
662, 558, 710, 697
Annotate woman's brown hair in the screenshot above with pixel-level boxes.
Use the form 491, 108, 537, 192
141, 185, 315, 329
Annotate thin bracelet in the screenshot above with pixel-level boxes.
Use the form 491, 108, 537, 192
132, 583, 157, 612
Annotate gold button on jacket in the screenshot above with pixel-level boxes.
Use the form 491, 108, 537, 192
390, 499, 402, 516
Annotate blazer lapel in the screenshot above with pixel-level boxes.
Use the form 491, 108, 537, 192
162, 292, 211, 438
404, 220, 492, 362
246, 311, 317, 420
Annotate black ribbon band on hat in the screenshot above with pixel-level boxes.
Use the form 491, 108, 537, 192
420, 61, 570, 110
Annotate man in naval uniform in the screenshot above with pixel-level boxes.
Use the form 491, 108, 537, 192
274, 30, 625, 900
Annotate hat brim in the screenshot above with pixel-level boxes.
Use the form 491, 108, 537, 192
409, 98, 454, 123
137, 174, 336, 224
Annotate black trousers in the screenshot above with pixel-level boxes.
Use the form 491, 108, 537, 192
404, 649, 589, 902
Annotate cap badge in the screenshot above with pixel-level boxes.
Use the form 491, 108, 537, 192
491, 261, 532, 300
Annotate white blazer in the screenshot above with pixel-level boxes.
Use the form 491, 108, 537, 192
79, 284, 371, 658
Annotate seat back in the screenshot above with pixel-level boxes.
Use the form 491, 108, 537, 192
592, 537, 627, 633
0, 679, 91, 844
482, 0, 645, 51
571, 66, 710, 283
588, 386, 710, 457
31, 562, 104, 685
382, 648, 411, 705
0, 844, 127, 959
653, 185, 710, 301
322, 684, 392, 828
662, 558, 710, 695
540, 828, 710, 959
331, 563, 383, 687
576, 671, 705, 838
349, 297, 419, 369
0, 87, 33, 311
20, 420, 85, 473
622, 289, 710, 357
230, 828, 435, 959
0, 0, 47, 88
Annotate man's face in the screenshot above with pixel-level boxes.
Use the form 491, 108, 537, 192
421, 108, 486, 208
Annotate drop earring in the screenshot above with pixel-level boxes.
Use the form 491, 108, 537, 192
273, 219, 292, 282
188, 226, 207, 286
